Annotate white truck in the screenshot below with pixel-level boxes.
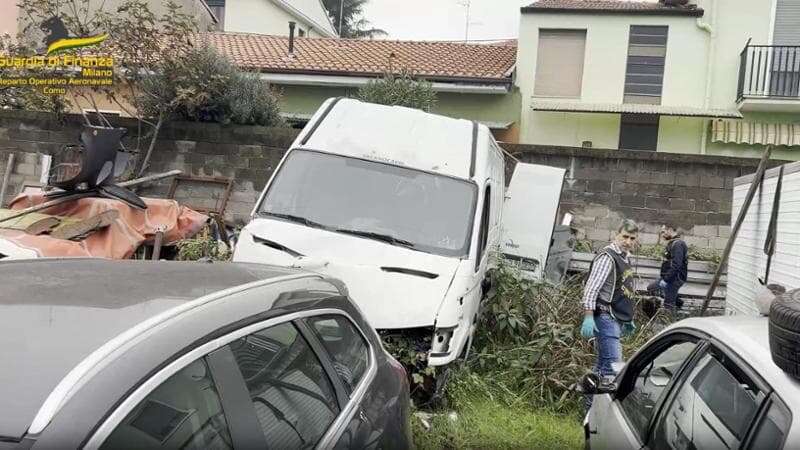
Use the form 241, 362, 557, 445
233, 98, 566, 368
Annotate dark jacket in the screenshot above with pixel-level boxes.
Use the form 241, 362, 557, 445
660, 238, 688, 284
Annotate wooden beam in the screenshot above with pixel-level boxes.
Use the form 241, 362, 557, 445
701, 145, 773, 316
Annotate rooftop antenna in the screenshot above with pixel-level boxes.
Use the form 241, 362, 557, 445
339, 0, 344, 36
456, 0, 471, 42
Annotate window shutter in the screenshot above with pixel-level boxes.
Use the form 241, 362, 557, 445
774, 0, 800, 46
534, 30, 587, 97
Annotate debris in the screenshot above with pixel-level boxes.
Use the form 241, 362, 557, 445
0, 210, 59, 235
0, 169, 182, 226
50, 210, 119, 240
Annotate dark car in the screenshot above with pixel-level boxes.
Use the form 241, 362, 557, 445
0, 259, 411, 449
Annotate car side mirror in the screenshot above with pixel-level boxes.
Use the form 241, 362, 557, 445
577, 372, 617, 395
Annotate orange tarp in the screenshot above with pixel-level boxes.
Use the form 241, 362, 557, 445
1, 194, 208, 259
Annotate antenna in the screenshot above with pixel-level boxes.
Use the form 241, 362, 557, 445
456, 0, 470, 42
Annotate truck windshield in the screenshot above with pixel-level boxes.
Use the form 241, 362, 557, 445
258, 149, 477, 257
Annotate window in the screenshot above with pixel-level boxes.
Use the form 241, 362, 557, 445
748, 397, 791, 449
307, 315, 370, 393
227, 322, 340, 448
259, 150, 477, 257
618, 340, 698, 441
624, 26, 668, 104
475, 185, 491, 270
619, 114, 659, 151
652, 351, 763, 450
101, 359, 233, 450
534, 29, 586, 97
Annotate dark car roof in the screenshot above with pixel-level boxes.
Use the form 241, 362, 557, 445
0, 259, 300, 440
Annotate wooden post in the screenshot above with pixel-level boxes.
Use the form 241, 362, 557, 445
701, 145, 773, 316
152, 226, 166, 260
0, 153, 16, 208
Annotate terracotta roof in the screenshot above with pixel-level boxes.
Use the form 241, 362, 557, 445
207, 33, 517, 83
522, 0, 704, 16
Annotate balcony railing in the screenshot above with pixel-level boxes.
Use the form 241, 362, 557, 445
737, 44, 800, 101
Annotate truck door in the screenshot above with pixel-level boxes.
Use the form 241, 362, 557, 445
501, 163, 566, 282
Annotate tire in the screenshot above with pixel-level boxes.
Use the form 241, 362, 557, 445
768, 289, 800, 379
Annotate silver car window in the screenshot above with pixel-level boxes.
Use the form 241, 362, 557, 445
748, 397, 791, 449
619, 341, 699, 440
651, 353, 762, 450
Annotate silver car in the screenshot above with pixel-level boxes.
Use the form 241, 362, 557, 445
583, 316, 800, 449
0, 259, 411, 449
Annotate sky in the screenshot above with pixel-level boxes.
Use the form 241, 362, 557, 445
361, 0, 531, 42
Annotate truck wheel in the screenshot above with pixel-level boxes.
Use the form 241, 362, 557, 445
769, 288, 800, 379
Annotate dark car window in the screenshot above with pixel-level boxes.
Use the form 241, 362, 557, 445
748, 396, 791, 449
307, 315, 370, 393
652, 352, 762, 450
226, 322, 340, 448
619, 340, 698, 440
101, 359, 233, 450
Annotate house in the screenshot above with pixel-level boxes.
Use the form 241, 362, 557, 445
517, 0, 800, 160
222, 0, 338, 37
208, 32, 521, 142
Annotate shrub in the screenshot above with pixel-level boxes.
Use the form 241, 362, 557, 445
464, 256, 674, 413
357, 70, 437, 111
138, 43, 283, 126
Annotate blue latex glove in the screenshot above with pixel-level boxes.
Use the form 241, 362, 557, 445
622, 322, 636, 337
580, 315, 596, 339
658, 279, 668, 289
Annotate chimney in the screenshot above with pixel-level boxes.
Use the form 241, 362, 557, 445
288, 21, 296, 56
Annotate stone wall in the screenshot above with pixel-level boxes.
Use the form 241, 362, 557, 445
504, 144, 784, 250
0, 110, 782, 251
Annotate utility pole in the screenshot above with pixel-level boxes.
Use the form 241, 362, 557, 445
339, 0, 345, 36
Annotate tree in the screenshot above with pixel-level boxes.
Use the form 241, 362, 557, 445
322, 0, 387, 39
356, 71, 437, 112
140, 43, 283, 127
17, 0, 200, 176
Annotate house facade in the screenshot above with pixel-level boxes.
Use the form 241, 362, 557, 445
223, 0, 337, 37
517, 0, 800, 160
209, 33, 522, 142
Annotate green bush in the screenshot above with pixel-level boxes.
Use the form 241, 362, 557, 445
467, 256, 673, 413
138, 43, 283, 126
357, 70, 437, 112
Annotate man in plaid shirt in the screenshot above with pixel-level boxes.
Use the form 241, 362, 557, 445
581, 220, 639, 398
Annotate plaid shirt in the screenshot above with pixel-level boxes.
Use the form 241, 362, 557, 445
582, 242, 628, 311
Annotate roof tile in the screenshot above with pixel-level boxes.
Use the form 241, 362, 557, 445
522, 0, 703, 16
207, 33, 517, 82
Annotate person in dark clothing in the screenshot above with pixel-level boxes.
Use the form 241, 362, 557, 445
648, 224, 688, 311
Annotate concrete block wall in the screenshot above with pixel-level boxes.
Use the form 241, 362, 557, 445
504, 144, 785, 251
0, 110, 300, 224
0, 110, 782, 253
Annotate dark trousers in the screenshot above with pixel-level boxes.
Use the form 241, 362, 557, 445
647, 280, 683, 309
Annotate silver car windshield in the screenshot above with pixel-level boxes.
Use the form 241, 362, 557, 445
258, 149, 477, 257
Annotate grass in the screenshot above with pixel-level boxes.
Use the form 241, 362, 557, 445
412, 370, 584, 450
413, 394, 583, 450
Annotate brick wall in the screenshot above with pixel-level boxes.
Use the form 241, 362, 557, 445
504, 144, 784, 250
0, 110, 781, 250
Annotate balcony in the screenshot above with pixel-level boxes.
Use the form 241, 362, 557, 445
737, 44, 800, 112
